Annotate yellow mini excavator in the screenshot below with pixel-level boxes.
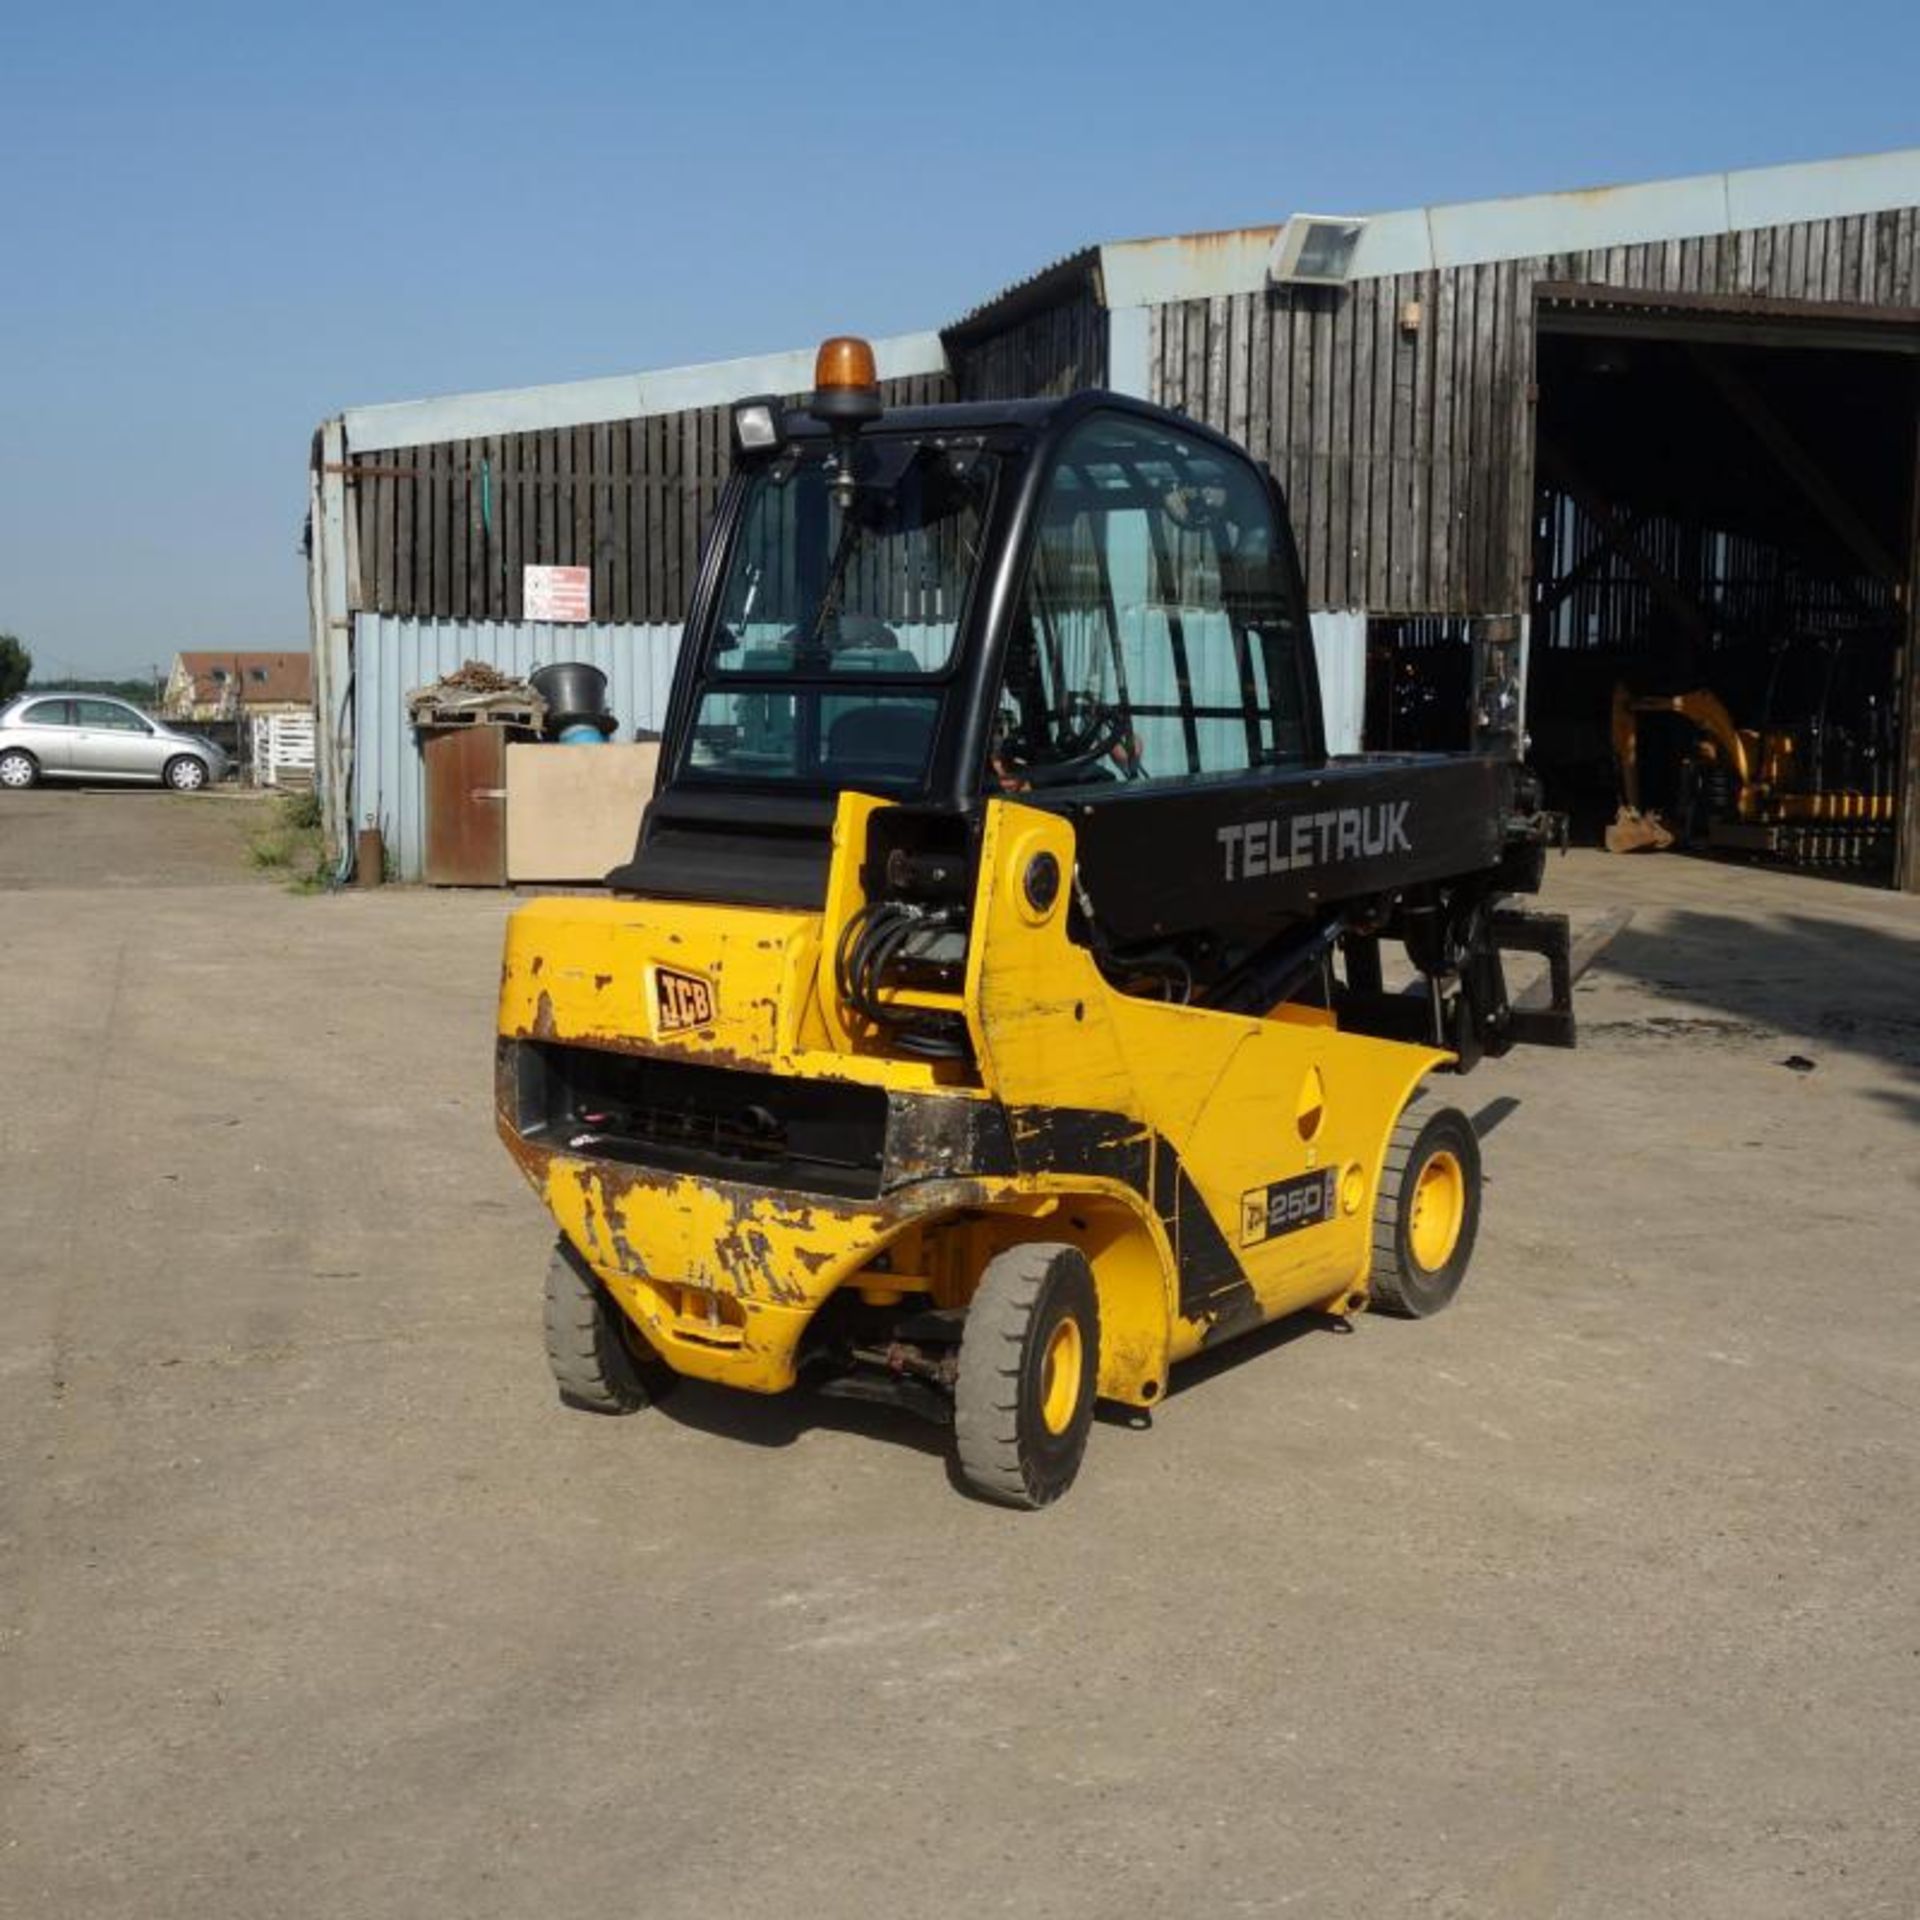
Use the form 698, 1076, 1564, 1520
1607, 678, 1897, 868
496, 338, 1578, 1506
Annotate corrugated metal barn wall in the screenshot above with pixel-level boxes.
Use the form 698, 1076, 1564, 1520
1307, 611, 1366, 755
352, 617, 680, 881
346, 372, 953, 626
1150, 209, 1920, 618
353, 605, 1366, 878
332, 369, 959, 877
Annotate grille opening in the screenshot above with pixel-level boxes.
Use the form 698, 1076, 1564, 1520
512, 1043, 888, 1199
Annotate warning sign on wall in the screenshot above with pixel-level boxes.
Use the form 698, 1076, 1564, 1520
524, 564, 591, 623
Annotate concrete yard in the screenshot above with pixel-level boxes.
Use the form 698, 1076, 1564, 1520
3, 789, 1917, 1919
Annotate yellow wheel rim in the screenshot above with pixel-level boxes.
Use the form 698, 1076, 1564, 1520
1038, 1316, 1084, 1436
1407, 1150, 1466, 1272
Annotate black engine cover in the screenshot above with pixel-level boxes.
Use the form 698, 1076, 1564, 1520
1044, 753, 1512, 947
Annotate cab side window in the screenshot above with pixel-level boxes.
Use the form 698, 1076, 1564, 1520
991, 413, 1310, 793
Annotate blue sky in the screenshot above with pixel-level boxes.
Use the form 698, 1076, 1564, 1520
1, 0, 1915, 676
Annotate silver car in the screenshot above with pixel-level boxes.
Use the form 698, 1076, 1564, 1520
0, 693, 231, 792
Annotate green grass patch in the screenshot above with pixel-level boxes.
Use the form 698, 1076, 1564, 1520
280, 788, 323, 832
247, 789, 330, 891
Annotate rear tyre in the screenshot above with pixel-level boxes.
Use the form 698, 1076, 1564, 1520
954, 1243, 1100, 1509
163, 755, 208, 792
1368, 1101, 1481, 1318
0, 748, 38, 790
543, 1237, 675, 1413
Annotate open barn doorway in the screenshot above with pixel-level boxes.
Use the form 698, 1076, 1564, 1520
1527, 289, 1919, 884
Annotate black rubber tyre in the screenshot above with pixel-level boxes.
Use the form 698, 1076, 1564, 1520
0, 748, 38, 791
542, 1237, 675, 1413
1368, 1100, 1482, 1318
954, 1243, 1101, 1509
163, 755, 209, 792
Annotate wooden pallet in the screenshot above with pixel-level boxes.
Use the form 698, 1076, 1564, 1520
409, 701, 543, 731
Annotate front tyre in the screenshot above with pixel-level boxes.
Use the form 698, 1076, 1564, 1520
163, 755, 209, 792
954, 1243, 1100, 1509
543, 1237, 675, 1413
1368, 1102, 1482, 1318
0, 748, 38, 789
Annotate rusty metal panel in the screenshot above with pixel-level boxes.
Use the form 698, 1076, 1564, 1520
422, 725, 507, 887
1533, 278, 1920, 352
1098, 227, 1282, 310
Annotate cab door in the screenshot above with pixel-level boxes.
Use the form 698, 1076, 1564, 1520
71, 699, 163, 779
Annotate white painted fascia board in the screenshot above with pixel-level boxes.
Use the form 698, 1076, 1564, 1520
1098, 228, 1282, 310
1429, 170, 1733, 270
339, 330, 949, 454
1275, 146, 1920, 286
1335, 208, 1434, 280
1725, 147, 1920, 230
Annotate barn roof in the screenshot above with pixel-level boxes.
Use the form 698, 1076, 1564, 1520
325, 147, 1920, 453
949, 145, 1920, 332
337, 331, 948, 455
944, 247, 1102, 342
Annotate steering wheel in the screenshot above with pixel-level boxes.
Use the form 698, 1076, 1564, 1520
1014, 692, 1139, 787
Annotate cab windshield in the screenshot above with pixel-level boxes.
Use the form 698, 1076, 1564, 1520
682, 436, 995, 789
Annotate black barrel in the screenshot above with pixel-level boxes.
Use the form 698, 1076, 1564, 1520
530, 661, 609, 727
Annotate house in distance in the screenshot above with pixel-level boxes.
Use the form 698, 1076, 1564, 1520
161, 650, 316, 789
162, 651, 314, 724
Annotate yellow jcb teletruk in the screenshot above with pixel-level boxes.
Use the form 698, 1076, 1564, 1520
496, 337, 1577, 1506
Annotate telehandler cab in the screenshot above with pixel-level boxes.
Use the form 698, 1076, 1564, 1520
497, 336, 1577, 1507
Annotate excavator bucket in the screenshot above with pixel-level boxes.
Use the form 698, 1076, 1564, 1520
1605, 806, 1673, 855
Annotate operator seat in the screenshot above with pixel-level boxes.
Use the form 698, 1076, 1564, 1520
826, 702, 935, 776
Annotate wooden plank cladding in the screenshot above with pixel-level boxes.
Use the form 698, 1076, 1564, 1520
342, 205, 1920, 628
1151, 211, 1920, 617
347, 372, 952, 624
947, 282, 1107, 401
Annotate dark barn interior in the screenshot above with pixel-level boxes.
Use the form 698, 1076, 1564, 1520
1364, 616, 1475, 755
1525, 294, 1918, 876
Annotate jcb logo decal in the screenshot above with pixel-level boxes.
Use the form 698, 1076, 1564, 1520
653, 966, 716, 1034
1240, 1169, 1338, 1248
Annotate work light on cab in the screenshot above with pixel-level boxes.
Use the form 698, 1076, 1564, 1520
730, 396, 782, 454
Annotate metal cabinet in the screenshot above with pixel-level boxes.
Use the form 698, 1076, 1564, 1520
421, 725, 509, 886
